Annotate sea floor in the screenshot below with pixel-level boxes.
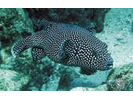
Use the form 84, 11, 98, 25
96, 8, 133, 67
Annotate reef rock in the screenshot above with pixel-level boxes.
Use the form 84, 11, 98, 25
0, 42, 2, 64
70, 84, 108, 91
58, 66, 111, 91
58, 67, 80, 91
0, 8, 33, 68
0, 8, 33, 47
107, 63, 133, 91
24, 8, 110, 33
0, 69, 30, 91
41, 75, 60, 91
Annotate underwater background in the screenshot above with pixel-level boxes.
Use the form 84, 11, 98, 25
0, 8, 133, 91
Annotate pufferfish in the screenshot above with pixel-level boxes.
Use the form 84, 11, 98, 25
11, 21, 113, 75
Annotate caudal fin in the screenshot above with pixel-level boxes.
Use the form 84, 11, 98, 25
11, 39, 28, 58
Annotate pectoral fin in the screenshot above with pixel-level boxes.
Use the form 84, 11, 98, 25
57, 39, 74, 62
31, 47, 46, 60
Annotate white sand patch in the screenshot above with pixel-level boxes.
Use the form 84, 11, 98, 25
96, 8, 133, 67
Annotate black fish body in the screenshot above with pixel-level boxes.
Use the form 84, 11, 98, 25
11, 22, 113, 75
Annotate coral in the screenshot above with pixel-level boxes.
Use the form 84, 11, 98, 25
70, 84, 108, 91
58, 67, 80, 90
24, 8, 110, 33
0, 42, 2, 64
11, 56, 60, 91
40, 75, 60, 91
0, 69, 30, 91
0, 8, 33, 47
107, 63, 133, 91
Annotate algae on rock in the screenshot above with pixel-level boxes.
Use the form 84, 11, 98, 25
25, 8, 110, 33
107, 63, 133, 91
0, 69, 30, 91
70, 84, 108, 91
0, 8, 33, 47
58, 67, 80, 91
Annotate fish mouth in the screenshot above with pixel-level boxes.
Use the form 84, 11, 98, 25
104, 64, 113, 70
103, 59, 113, 70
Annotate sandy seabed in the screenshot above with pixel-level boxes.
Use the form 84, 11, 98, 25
96, 8, 133, 67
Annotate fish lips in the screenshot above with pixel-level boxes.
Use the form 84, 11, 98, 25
103, 59, 114, 70
99, 58, 113, 71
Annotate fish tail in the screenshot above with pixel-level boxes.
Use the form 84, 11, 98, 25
11, 36, 32, 58
11, 33, 45, 58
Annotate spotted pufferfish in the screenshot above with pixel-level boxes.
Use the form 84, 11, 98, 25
11, 21, 113, 75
